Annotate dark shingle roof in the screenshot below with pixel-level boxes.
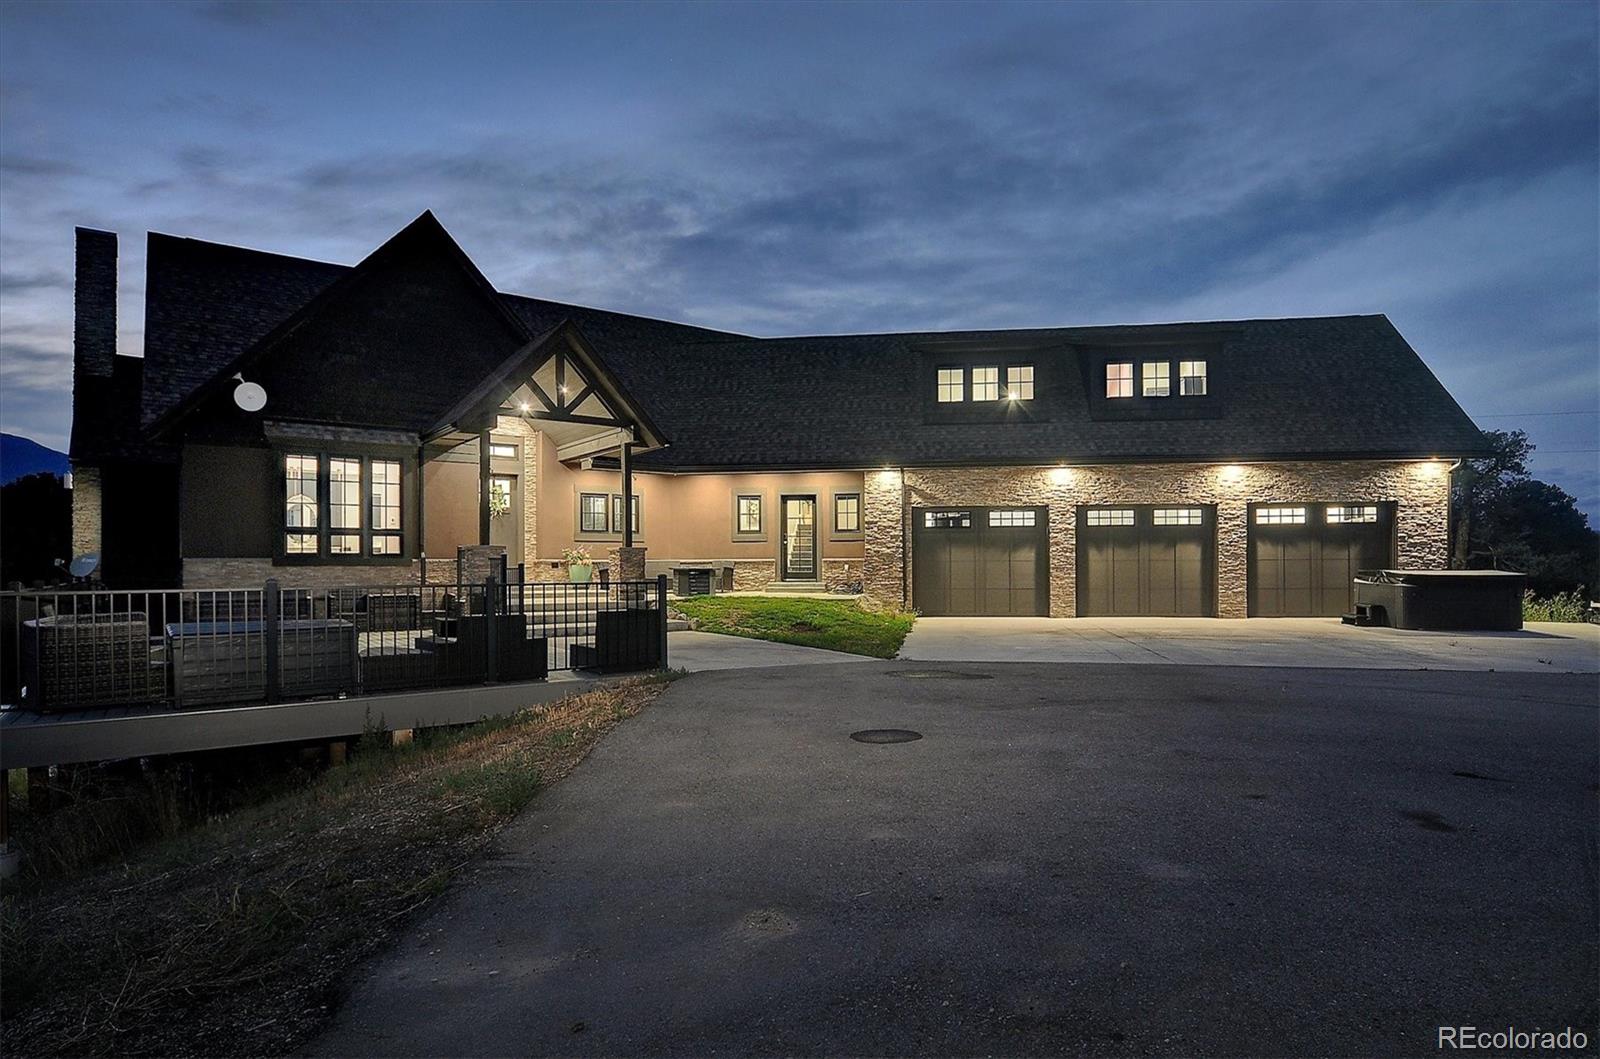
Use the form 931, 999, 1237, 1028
129, 226, 1486, 467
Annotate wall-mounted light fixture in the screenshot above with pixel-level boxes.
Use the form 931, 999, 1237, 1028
1049, 466, 1074, 485
1218, 464, 1245, 483
518, 401, 531, 413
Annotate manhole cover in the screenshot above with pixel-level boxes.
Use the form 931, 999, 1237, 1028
851, 729, 923, 744
885, 670, 992, 680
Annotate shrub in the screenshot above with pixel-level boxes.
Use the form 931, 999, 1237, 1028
1522, 589, 1594, 623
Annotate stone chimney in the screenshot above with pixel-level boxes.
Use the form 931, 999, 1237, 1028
73, 227, 117, 379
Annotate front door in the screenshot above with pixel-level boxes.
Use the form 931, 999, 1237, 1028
780, 496, 818, 581
488, 474, 521, 567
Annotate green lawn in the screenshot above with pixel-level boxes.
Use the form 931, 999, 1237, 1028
673, 595, 915, 658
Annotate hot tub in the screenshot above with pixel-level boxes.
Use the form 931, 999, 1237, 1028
1351, 570, 1526, 631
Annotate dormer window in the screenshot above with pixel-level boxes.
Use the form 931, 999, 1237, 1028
971, 366, 1000, 401
936, 368, 964, 403
1006, 365, 1035, 400
1180, 359, 1208, 395
1142, 361, 1171, 397
1106, 362, 1134, 398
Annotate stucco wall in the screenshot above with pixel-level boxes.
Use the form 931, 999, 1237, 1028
863, 460, 1451, 617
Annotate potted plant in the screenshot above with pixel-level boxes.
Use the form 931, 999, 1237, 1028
563, 546, 594, 584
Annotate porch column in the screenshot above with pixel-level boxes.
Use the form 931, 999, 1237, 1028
620, 440, 634, 549
478, 428, 491, 545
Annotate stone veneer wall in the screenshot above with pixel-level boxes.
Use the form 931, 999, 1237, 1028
864, 460, 1451, 618
493, 414, 540, 565
70, 464, 102, 560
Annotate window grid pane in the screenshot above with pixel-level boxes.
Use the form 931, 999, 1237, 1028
1179, 359, 1208, 396
285, 454, 318, 533
1153, 507, 1204, 525
580, 493, 608, 533
370, 460, 401, 532
329, 458, 361, 530
1327, 505, 1378, 524
1142, 362, 1171, 397
371, 534, 400, 555
937, 368, 965, 403
738, 496, 762, 533
286, 533, 317, 554
988, 509, 1036, 527
971, 366, 999, 402
924, 510, 972, 528
1106, 362, 1134, 399
1007, 365, 1035, 400
1255, 506, 1307, 524
1087, 509, 1136, 527
488, 442, 517, 459
835, 494, 860, 532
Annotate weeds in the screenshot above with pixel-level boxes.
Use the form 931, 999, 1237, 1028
1, 675, 676, 1058
1523, 589, 1594, 623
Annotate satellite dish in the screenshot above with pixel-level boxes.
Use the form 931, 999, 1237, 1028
232, 373, 267, 413
69, 552, 100, 579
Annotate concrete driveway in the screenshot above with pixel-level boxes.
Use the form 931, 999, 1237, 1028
316, 662, 1598, 1057
900, 616, 1600, 672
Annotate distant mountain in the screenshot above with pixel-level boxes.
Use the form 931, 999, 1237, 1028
1, 433, 69, 483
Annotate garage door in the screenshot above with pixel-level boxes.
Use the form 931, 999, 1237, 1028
1077, 505, 1216, 617
912, 506, 1048, 616
1248, 503, 1396, 617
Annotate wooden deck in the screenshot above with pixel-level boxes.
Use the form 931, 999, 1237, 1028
0, 673, 597, 770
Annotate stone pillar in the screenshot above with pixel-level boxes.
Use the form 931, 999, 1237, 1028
71, 464, 102, 561
457, 544, 506, 584
863, 469, 905, 610
608, 546, 646, 582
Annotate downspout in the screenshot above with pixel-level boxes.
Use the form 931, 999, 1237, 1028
416, 443, 427, 588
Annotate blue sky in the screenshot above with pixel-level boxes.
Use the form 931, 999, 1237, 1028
1, 1, 1596, 513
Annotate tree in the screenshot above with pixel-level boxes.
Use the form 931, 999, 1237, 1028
1453, 429, 1599, 597
0, 472, 72, 586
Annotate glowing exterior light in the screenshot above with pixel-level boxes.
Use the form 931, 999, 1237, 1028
518, 401, 531, 413
1049, 466, 1074, 485
1006, 391, 1019, 401
1219, 464, 1245, 483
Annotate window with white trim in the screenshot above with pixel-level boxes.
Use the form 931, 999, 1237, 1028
936, 368, 965, 403
988, 509, 1036, 527
1006, 364, 1035, 401
1179, 359, 1208, 396
1086, 509, 1136, 527
488, 442, 518, 459
737, 495, 763, 534
1327, 505, 1378, 524
924, 510, 972, 528
1106, 362, 1134, 399
971, 366, 999, 402
1142, 361, 1171, 397
1153, 507, 1204, 525
1255, 506, 1307, 525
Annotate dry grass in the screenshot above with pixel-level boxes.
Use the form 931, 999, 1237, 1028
0, 675, 676, 1058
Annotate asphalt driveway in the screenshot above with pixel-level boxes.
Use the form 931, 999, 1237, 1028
316, 662, 1599, 1057
901, 616, 1600, 672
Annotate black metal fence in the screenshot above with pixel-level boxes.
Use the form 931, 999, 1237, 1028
0, 575, 668, 713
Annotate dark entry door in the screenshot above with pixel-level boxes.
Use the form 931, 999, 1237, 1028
1248, 502, 1395, 616
1077, 505, 1215, 617
912, 506, 1048, 616
780, 496, 818, 580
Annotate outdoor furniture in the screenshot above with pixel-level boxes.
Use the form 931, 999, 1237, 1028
1349, 570, 1526, 631
17, 612, 166, 711
166, 618, 357, 708
415, 613, 548, 684
569, 607, 663, 672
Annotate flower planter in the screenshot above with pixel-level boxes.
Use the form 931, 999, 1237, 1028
568, 563, 593, 584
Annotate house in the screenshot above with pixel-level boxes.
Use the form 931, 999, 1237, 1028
68, 212, 1487, 619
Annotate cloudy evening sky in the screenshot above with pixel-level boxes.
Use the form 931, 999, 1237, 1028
1, 1, 1596, 513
